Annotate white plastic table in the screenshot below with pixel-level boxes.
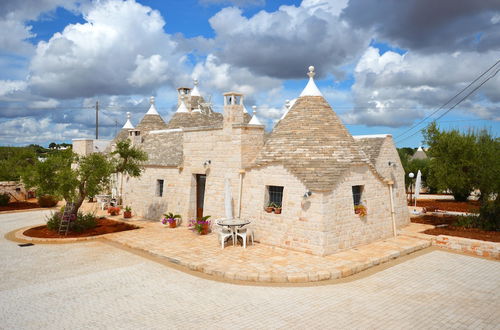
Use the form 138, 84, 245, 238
216, 218, 251, 245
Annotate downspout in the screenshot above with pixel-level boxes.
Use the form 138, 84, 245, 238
237, 170, 244, 218
388, 181, 397, 238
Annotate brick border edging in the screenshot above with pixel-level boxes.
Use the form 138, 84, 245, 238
13, 226, 101, 243
432, 235, 500, 259
101, 235, 431, 283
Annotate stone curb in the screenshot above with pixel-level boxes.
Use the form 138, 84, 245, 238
101, 234, 432, 283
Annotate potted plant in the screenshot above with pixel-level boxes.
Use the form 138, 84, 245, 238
265, 202, 274, 213
274, 202, 282, 214
108, 206, 120, 216
189, 215, 211, 235
123, 206, 132, 218
354, 204, 367, 217
162, 212, 181, 228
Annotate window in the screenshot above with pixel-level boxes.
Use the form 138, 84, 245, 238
267, 186, 284, 207
352, 185, 363, 206
156, 179, 164, 197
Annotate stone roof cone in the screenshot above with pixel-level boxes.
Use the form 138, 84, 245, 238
249, 106, 263, 125
136, 96, 168, 131
122, 112, 134, 129
252, 66, 371, 191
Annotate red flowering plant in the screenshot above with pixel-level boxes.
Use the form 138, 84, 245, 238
107, 206, 121, 216
354, 204, 367, 217
188, 215, 211, 234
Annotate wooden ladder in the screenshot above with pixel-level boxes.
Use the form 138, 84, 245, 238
58, 202, 75, 236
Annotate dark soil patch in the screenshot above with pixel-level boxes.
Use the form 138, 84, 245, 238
0, 201, 41, 212
414, 199, 480, 213
23, 218, 139, 238
411, 214, 499, 242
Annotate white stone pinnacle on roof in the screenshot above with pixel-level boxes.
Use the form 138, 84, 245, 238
299, 65, 323, 97
146, 95, 160, 115
122, 111, 134, 129
176, 95, 189, 113
241, 99, 249, 113
249, 106, 263, 125
191, 79, 201, 97
280, 98, 297, 120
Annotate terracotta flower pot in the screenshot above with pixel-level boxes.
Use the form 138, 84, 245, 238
274, 208, 282, 214
123, 211, 132, 218
200, 222, 210, 235
265, 207, 273, 213
169, 221, 177, 228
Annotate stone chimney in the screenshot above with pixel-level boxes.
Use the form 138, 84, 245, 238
177, 87, 192, 109
223, 91, 245, 129
128, 129, 142, 146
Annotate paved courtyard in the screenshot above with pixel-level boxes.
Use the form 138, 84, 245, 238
1, 210, 499, 329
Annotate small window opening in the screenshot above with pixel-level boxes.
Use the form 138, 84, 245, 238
352, 185, 363, 206
267, 186, 284, 209
156, 179, 164, 197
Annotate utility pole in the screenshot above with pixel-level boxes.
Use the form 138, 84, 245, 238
95, 100, 99, 139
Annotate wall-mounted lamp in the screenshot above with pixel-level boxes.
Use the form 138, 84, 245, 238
388, 161, 397, 167
303, 190, 312, 198
203, 160, 211, 166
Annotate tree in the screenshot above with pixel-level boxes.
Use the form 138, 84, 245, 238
49, 142, 57, 149
111, 139, 148, 203
22, 150, 114, 217
423, 123, 477, 201
0, 146, 38, 181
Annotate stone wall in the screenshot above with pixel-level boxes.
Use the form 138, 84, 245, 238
433, 235, 500, 259
374, 136, 410, 228
240, 165, 326, 255
322, 165, 395, 255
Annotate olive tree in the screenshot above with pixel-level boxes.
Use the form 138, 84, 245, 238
22, 150, 114, 216
111, 139, 148, 204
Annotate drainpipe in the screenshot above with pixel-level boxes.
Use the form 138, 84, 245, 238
388, 181, 397, 238
237, 170, 244, 218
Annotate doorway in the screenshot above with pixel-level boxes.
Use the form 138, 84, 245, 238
196, 174, 206, 220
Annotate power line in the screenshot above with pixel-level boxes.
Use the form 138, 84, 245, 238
394, 59, 500, 140
395, 61, 500, 144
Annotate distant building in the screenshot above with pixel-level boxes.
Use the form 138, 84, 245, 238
73, 66, 409, 256
411, 146, 428, 160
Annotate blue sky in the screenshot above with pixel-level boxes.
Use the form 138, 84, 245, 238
0, 0, 499, 147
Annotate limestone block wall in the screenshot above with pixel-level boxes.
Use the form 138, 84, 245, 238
122, 167, 182, 221
241, 165, 327, 255
72, 139, 93, 156
322, 165, 395, 255
374, 137, 410, 228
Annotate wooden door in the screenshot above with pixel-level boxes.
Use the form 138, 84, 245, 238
196, 174, 206, 220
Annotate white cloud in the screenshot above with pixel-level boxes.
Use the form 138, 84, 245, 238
29, 0, 186, 99
345, 47, 500, 126
199, 0, 265, 7
192, 54, 282, 96
206, 1, 368, 79
0, 80, 27, 97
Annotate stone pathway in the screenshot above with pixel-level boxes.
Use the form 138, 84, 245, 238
1, 210, 499, 329
100, 220, 431, 283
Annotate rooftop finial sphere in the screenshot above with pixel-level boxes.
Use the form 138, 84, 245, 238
194, 79, 198, 86
252, 105, 257, 114
309, 65, 314, 73
126, 112, 131, 119
307, 65, 316, 78
150, 96, 155, 104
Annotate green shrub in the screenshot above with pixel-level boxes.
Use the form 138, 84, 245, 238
38, 195, 59, 207
46, 211, 98, 233
478, 201, 500, 231
453, 215, 479, 229
0, 193, 9, 206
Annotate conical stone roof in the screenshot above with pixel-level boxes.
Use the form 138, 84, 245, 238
252, 95, 372, 191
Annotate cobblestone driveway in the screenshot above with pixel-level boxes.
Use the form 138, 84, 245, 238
1, 211, 499, 329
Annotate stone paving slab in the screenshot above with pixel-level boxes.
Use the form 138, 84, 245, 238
99, 220, 432, 283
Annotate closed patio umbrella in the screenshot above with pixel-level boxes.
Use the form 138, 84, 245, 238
224, 178, 233, 220
414, 170, 422, 208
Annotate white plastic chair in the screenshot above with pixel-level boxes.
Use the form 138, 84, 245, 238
217, 225, 234, 249
235, 226, 254, 248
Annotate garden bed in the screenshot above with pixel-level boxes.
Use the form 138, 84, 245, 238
414, 199, 480, 213
23, 218, 139, 238
0, 201, 41, 212
411, 215, 499, 242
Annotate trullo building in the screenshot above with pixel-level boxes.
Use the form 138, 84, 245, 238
73, 67, 409, 256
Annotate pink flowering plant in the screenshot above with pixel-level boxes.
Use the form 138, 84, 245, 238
161, 212, 181, 225
188, 215, 211, 234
